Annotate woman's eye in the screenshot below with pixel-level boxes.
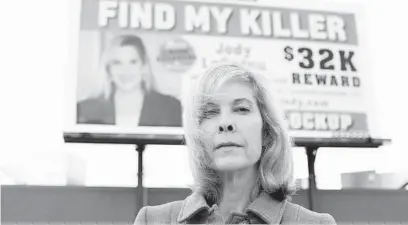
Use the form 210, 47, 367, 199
204, 109, 219, 116
236, 107, 250, 113
199, 108, 219, 121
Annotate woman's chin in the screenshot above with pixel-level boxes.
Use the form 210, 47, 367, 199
115, 83, 141, 92
213, 160, 249, 172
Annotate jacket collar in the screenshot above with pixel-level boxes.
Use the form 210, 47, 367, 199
245, 192, 287, 223
177, 192, 210, 223
177, 191, 287, 223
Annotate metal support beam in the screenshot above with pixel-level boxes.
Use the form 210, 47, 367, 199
136, 144, 146, 208
306, 147, 318, 211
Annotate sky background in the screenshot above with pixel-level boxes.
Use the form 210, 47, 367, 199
0, 0, 407, 188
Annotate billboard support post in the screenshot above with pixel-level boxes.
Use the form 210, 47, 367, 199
306, 147, 318, 211
136, 144, 146, 208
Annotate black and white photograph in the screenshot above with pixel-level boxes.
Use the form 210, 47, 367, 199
1, 0, 408, 224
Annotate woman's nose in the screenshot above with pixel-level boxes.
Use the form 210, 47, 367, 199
218, 123, 237, 133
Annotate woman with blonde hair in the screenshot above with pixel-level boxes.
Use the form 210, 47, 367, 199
77, 34, 182, 127
135, 63, 336, 224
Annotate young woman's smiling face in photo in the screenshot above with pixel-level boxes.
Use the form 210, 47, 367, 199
109, 45, 144, 92
200, 79, 263, 171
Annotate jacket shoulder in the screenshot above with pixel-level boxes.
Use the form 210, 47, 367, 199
147, 91, 181, 109
77, 97, 114, 124
140, 91, 182, 127
282, 202, 336, 224
134, 201, 184, 225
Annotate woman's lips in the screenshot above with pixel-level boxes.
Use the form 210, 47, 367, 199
215, 142, 243, 150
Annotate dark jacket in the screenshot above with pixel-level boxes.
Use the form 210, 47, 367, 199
77, 90, 182, 127
134, 191, 336, 224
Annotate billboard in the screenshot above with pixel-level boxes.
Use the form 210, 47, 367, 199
64, 0, 381, 145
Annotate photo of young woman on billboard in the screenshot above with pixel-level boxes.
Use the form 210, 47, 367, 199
77, 34, 182, 127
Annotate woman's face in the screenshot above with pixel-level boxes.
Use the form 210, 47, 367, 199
109, 45, 144, 92
200, 79, 263, 172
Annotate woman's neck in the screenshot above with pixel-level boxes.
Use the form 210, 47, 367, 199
219, 166, 259, 219
114, 88, 145, 126
115, 87, 144, 99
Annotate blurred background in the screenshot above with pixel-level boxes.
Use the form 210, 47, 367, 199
1, 0, 408, 223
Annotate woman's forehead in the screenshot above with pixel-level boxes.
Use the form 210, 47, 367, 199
217, 79, 254, 94
199, 79, 255, 102
112, 46, 139, 56
201, 93, 257, 105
